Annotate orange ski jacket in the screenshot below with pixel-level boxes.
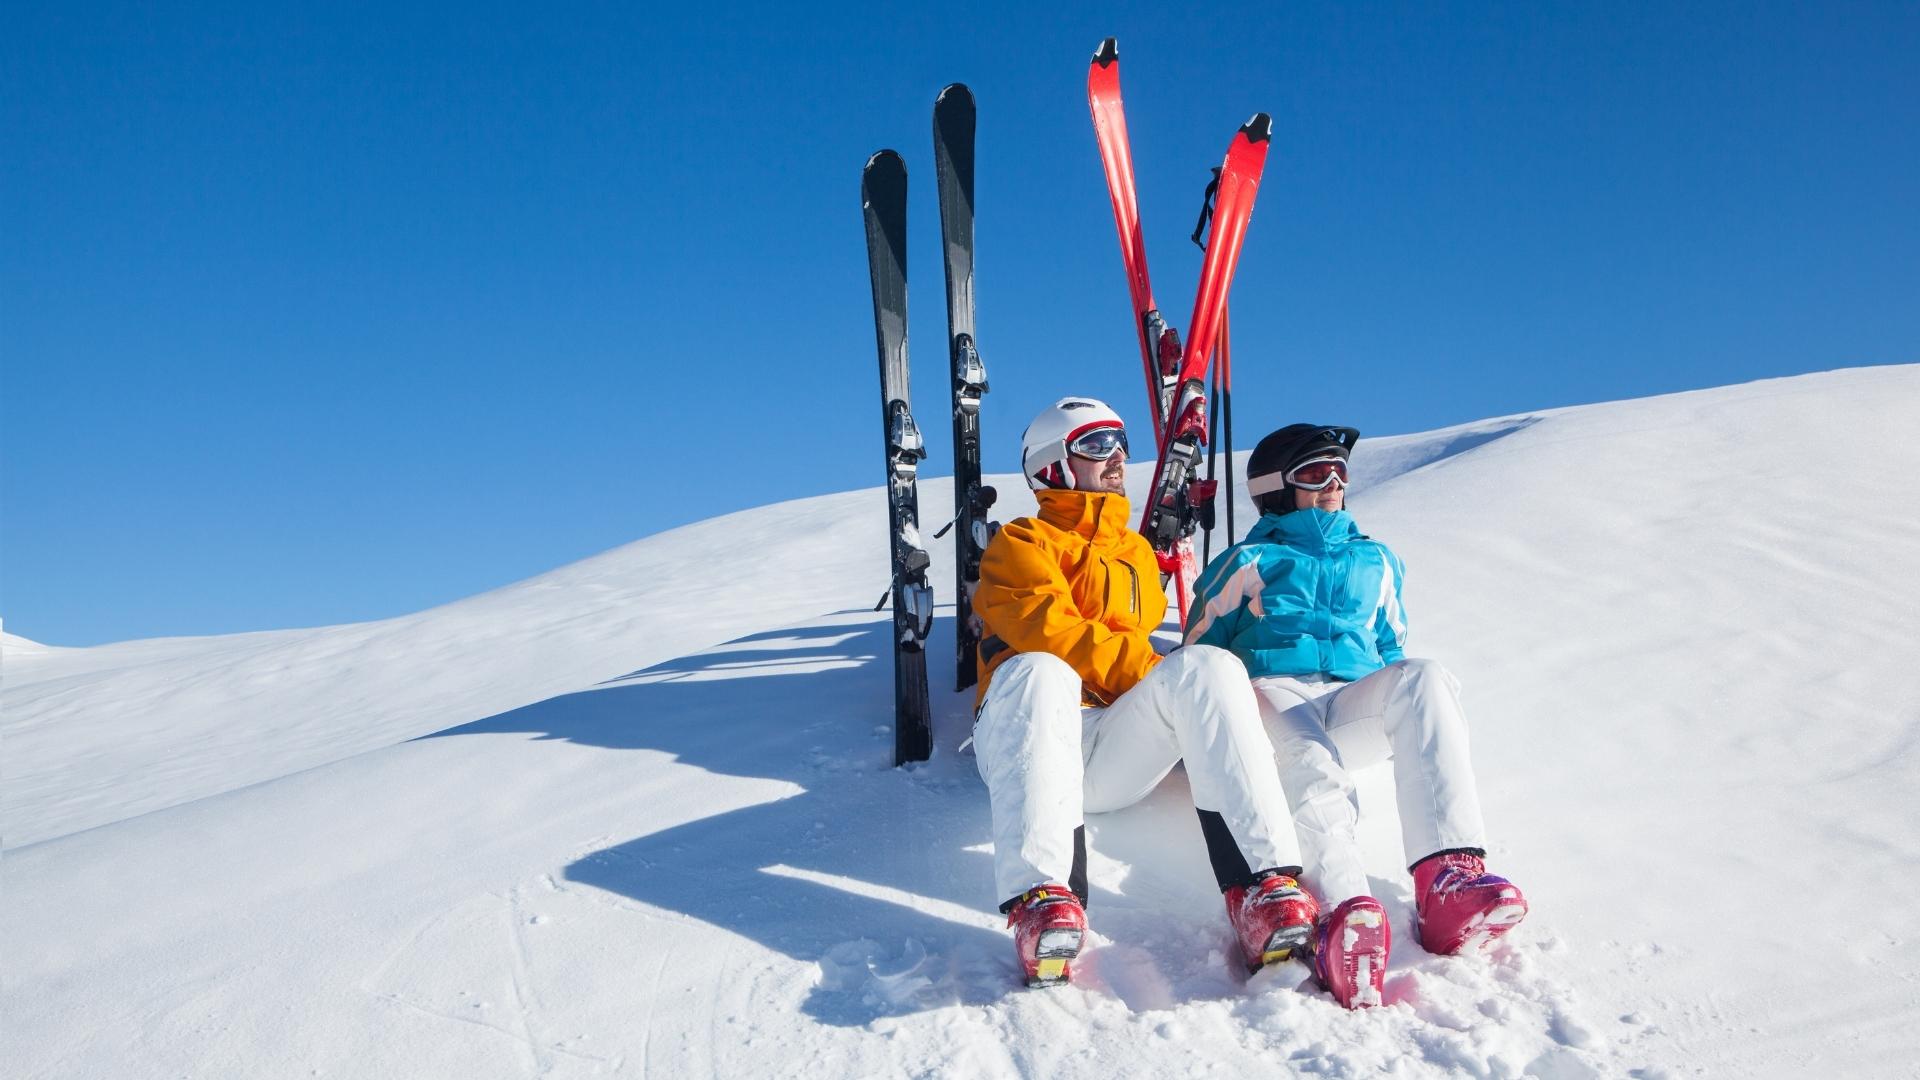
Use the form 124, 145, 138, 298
974, 490, 1167, 708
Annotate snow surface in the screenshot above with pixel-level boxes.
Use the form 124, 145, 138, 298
7, 365, 1920, 1078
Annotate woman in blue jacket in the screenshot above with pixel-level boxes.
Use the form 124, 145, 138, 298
1185, 423, 1527, 1009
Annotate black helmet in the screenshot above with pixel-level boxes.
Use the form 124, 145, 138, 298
1246, 423, 1360, 515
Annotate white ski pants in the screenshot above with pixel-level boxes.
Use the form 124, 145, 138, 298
1254, 658, 1487, 903
973, 645, 1301, 905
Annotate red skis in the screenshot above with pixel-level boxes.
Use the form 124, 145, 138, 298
1088, 37, 1271, 619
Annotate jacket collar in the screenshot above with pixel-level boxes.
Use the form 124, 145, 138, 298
1248, 507, 1361, 551
1035, 489, 1135, 541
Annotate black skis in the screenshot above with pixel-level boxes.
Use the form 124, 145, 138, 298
862, 150, 934, 766
933, 83, 995, 693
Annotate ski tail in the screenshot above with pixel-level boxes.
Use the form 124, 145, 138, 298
1088, 36, 1171, 442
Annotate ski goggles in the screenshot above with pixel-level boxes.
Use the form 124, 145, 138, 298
1285, 455, 1349, 490
1066, 424, 1129, 461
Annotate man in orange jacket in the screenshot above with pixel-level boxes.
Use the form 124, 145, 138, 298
971, 397, 1315, 987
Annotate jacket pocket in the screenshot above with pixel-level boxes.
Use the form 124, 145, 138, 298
1100, 556, 1140, 621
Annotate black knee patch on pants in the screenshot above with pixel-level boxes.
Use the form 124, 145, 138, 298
1197, 810, 1303, 892
1070, 825, 1089, 906
1198, 809, 1257, 892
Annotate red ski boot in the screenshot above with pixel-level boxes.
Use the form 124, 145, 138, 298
1413, 851, 1528, 955
1224, 871, 1319, 971
1007, 885, 1086, 987
1311, 896, 1391, 1008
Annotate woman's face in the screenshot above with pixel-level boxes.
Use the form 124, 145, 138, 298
1292, 477, 1346, 512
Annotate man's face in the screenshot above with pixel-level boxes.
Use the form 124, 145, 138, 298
1066, 444, 1128, 494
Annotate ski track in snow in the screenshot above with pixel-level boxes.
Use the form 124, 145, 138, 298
7, 366, 1920, 1078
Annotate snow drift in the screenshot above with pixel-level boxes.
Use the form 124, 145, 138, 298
6, 365, 1918, 1078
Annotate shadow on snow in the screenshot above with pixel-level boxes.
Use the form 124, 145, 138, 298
426, 614, 1023, 1026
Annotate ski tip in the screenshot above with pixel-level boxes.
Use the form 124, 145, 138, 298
937, 82, 974, 105
863, 150, 906, 203
1240, 113, 1273, 144
1092, 37, 1118, 67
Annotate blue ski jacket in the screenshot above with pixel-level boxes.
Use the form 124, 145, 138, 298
1183, 508, 1408, 680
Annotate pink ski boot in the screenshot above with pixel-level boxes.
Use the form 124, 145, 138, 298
1413, 851, 1528, 955
1224, 871, 1319, 971
1008, 885, 1086, 987
1312, 896, 1392, 1008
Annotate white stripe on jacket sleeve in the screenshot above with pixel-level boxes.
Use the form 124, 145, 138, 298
1185, 556, 1268, 645
1367, 547, 1407, 650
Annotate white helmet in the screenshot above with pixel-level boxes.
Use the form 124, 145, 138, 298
1020, 397, 1128, 490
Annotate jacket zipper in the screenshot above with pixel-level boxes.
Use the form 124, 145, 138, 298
1123, 561, 1140, 615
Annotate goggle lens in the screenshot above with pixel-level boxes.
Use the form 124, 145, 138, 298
1286, 457, 1349, 490
1067, 426, 1128, 460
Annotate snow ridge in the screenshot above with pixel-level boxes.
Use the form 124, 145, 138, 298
6, 365, 1919, 1078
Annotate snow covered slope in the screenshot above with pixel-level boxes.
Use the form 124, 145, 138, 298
6, 365, 1918, 1078
3, 490, 895, 848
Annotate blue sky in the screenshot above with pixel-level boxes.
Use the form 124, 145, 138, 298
6, 2, 1917, 646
